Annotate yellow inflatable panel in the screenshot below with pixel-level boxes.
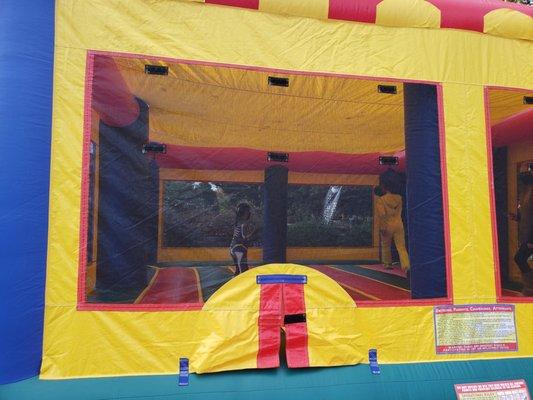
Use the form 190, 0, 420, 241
376, 0, 441, 29
259, 0, 330, 20
484, 8, 533, 42
40, 0, 533, 379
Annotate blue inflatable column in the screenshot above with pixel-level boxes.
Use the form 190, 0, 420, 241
404, 83, 447, 299
96, 100, 158, 295
0, 2, 54, 383
492, 147, 508, 282
263, 165, 288, 263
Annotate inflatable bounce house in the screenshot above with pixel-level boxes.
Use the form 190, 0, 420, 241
1, 0, 532, 399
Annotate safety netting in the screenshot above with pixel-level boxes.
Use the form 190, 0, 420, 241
82, 53, 449, 307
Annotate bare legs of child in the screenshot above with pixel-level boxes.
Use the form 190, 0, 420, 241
230, 245, 249, 277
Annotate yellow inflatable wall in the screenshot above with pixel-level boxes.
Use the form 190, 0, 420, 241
41, 0, 533, 378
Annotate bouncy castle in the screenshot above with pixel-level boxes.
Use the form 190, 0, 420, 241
1, 0, 532, 399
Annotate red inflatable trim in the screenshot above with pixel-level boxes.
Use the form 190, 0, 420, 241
328, 0, 382, 23
428, 0, 532, 33
153, 144, 406, 174
206, 0, 259, 8
258, 284, 282, 368
283, 284, 309, 368
92, 55, 140, 127
491, 108, 533, 147
257, 282, 310, 368
202, 0, 533, 38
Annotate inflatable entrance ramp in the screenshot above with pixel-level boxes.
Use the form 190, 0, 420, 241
195, 264, 360, 372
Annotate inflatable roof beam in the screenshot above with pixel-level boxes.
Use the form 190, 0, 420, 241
491, 108, 533, 148
153, 145, 406, 175
91, 55, 140, 127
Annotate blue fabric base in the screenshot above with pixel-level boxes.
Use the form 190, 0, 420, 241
1, 359, 531, 400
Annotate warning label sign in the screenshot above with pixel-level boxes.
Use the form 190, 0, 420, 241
455, 380, 530, 400
434, 304, 517, 354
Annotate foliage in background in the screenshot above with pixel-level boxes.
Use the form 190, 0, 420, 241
287, 185, 373, 247
502, 0, 531, 5
163, 181, 373, 248
163, 181, 262, 247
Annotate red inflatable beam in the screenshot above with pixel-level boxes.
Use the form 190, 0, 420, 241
328, 0, 382, 23
492, 108, 533, 148
427, 0, 532, 33
154, 144, 406, 175
91, 55, 140, 127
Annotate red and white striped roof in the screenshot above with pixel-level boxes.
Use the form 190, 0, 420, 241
192, 0, 533, 41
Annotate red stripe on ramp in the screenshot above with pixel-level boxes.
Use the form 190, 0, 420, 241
502, 289, 522, 297
336, 283, 378, 301
137, 268, 202, 304
311, 265, 411, 301
358, 264, 407, 278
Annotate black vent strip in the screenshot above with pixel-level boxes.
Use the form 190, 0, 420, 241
267, 152, 289, 162
377, 84, 397, 94
142, 142, 166, 154
379, 156, 399, 166
268, 76, 289, 87
523, 96, 533, 105
284, 313, 306, 325
145, 64, 169, 75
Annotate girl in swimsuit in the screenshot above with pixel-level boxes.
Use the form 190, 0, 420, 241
230, 202, 255, 276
